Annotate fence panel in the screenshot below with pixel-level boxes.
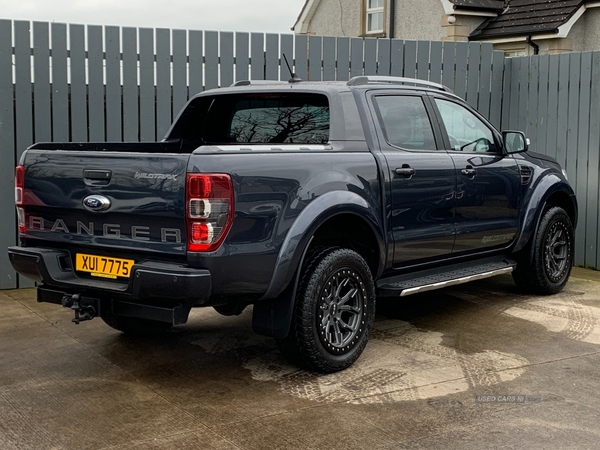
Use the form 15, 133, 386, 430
139, 28, 156, 142
589, 53, 600, 269
266, 34, 279, 81
33, 22, 51, 143
404, 40, 417, 79
69, 24, 87, 142
156, 28, 172, 138
0, 20, 16, 289
106, 26, 122, 141
478, 43, 493, 120
309, 35, 322, 80
88, 26, 105, 141
575, 52, 592, 266
502, 50, 600, 270
377, 39, 391, 76
465, 43, 480, 109
417, 41, 430, 80
205, 31, 219, 91
365, 38, 377, 75
51, 24, 69, 142
322, 37, 336, 80
490, 50, 504, 129
189, 30, 204, 95
280, 34, 294, 80
123, 27, 139, 141
173, 30, 188, 118
221, 32, 235, 86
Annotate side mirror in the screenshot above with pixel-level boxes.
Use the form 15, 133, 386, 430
502, 131, 529, 154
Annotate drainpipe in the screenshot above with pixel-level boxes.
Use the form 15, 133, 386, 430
389, 0, 396, 39
526, 35, 539, 55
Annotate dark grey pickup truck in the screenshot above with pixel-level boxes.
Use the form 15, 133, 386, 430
9, 76, 577, 372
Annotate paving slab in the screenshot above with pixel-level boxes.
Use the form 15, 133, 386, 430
1, 271, 599, 449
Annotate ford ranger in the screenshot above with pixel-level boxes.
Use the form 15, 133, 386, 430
8, 76, 577, 372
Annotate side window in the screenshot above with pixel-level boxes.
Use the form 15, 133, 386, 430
374, 96, 437, 150
434, 98, 497, 153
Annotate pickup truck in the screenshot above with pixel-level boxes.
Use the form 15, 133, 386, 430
8, 75, 577, 372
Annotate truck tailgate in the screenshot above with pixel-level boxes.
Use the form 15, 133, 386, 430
20, 150, 189, 257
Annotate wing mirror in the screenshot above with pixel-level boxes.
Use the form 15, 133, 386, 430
502, 131, 529, 154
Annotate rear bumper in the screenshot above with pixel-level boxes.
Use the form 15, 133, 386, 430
7, 246, 211, 304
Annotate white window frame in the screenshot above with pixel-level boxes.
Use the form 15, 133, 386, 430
365, 0, 385, 35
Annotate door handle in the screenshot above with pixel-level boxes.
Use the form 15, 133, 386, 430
395, 166, 416, 178
461, 166, 477, 178
83, 169, 112, 181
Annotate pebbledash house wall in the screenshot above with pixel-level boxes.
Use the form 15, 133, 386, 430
300, 1, 600, 55
305, 0, 446, 40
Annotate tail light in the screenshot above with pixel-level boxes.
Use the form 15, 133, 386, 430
15, 165, 25, 234
186, 173, 234, 252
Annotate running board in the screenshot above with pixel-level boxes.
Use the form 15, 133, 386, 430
377, 257, 516, 297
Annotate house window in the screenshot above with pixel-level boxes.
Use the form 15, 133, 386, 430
366, 0, 384, 34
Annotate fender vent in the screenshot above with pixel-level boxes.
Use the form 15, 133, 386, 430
519, 165, 532, 185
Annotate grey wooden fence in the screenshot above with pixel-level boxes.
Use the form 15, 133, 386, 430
501, 52, 600, 270
2, 22, 599, 286
0, 18, 519, 288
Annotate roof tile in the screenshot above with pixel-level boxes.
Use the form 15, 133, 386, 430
470, 0, 585, 39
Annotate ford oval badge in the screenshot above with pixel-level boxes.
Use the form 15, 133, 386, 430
83, 195, 111, 212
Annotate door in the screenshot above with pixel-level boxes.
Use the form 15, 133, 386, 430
432, 97, 521, 254
370, 93, 456, 266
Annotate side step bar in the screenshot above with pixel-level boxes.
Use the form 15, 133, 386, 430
377, 257, 517, 297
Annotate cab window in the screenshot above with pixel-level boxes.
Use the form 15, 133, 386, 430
373, 96, 437, 150
434, 98, 497, 153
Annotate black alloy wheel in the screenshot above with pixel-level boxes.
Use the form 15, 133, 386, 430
276, 247, 376, 373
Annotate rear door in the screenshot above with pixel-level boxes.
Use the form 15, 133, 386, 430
369, 92, 456, 266
430, 96, 521, 254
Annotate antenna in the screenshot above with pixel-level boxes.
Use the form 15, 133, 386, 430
283, 54, 302, 83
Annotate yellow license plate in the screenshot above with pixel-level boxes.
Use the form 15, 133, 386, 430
76, 254, 135, 279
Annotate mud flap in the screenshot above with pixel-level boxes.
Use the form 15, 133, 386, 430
252, 281, 295, 339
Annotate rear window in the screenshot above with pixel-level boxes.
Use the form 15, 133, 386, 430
177, 93, 330, 146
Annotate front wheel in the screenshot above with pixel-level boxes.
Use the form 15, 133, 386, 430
513, 206, 574, 295
276, 247, 376, 373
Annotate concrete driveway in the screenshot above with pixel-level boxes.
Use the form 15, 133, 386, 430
2, 268, 600, 449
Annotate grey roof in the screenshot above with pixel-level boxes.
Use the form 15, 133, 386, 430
470, 0, 585, 40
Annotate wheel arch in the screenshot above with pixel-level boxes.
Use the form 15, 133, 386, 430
253, 190, 385, 339
262, 190, 385, 301
513, 175, 577, 257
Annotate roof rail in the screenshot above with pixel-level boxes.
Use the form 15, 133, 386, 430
346, 76, 453, 93
231, 80, 289, 87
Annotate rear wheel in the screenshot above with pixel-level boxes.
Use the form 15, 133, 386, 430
276, 247, 376, 373
101, 314, 172, 335
513, 206, 574, 295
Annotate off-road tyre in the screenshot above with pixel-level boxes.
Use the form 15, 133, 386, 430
102, 314, 172, 335
513, 206, 574, 295
276, 247, 376, 373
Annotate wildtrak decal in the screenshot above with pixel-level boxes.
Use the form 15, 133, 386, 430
482, 233, 516, 244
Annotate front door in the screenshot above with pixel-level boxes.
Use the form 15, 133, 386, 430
432, 97, 521, 254
370, 93, 456, 266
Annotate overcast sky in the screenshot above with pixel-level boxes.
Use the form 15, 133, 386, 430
0, 0, 307, 34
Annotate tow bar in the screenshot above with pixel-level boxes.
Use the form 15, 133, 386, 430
61, 294, 99, 324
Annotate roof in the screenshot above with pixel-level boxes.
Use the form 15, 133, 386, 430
470, 0, 587, 40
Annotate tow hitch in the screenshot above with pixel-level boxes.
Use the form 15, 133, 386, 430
61, 294, 99, 324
